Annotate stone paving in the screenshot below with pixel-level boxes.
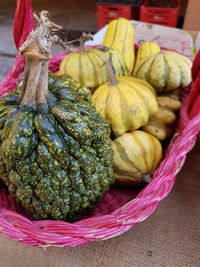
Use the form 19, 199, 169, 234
0, 0, 98, 81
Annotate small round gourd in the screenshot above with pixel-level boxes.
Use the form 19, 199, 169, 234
92, 61, 158, 136
142, 94, 182, 141
134, 41, 161, 71
58, 35, 129, 92
112, 130, 163, 184
133, 51, 192, 93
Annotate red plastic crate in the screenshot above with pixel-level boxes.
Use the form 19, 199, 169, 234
139, 0, 180, 27
97, 4, 132, 29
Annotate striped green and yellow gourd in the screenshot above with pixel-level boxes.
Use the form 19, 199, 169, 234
112, 130, 163, 184
102, 18, 135, 73
0, 13, 115, 221
134, 41, 161, 71
98, 45, 129, 77
92, 61, 158, 136
133, 51, 192, 93
58, 38, 129, 92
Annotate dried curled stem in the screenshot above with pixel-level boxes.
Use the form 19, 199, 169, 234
79, 32, 93, 53
19, 11, 66, 105
57, 32, 94, 53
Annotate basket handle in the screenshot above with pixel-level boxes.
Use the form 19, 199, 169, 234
14, 0, 34, 50
192, 49, 200, 81
187, 49, 200, 119
0, 0, 34, 96
189, 76, 200, 119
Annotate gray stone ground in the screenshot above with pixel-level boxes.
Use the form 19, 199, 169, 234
0, 0, 98, 81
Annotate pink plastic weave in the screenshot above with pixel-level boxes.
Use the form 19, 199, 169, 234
0, 0, 200, 247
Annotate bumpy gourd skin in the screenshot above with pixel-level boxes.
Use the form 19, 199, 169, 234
0, 73, 114, 221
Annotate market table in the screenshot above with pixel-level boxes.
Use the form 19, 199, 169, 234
0, 136, 199, 267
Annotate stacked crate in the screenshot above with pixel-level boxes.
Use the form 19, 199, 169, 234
96, 0, 143, 28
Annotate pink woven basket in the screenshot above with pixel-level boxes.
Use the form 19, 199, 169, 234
0, 0, 200, 247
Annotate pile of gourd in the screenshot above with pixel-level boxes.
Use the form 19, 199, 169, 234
58, 18, 192, 185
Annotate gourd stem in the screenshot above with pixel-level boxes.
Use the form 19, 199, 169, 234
20, 56, 47, 106
105, 59, 118, 86
150, 36, 160, 42
79, 37, 85, 53
142, 173, 152, 183
17, 57, 32, 102
36, 60, 49, 103
79, 33, 93, 54
19, 11, 63, 106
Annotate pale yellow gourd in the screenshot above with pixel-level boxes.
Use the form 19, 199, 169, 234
92, 61, 158, 136
142, 94, 182, 140
58, 35, 129, 92
134, 41, 161, 71
133, 51, 192, 93
102, 18, 135, 73
112, 130, 163, 184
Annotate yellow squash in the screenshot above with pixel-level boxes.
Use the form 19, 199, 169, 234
92, 61, 158, 136
59, 48, 107, 91
102, 18, 135, 73
59, 37, 129, 92
134, 41, 161, 71
98, 46, 129, 77
133, 51, 192, 93
142, 94, 182, 141
112, 130, 163, 184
